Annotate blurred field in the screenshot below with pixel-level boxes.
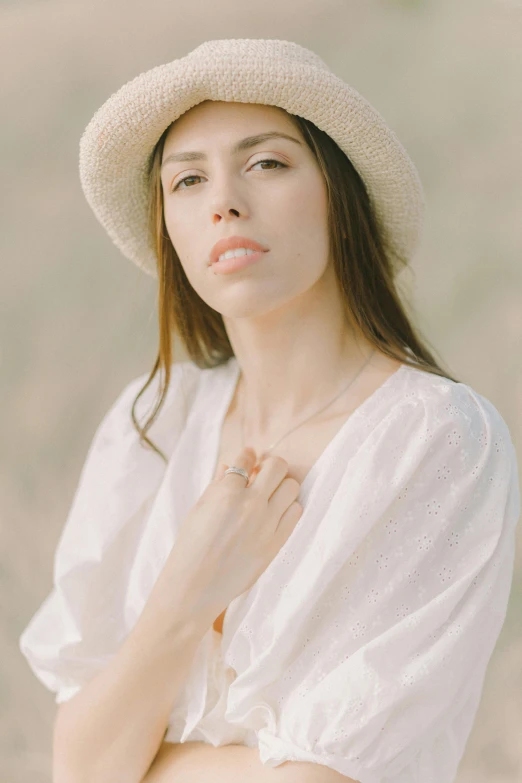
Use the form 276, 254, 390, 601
1, 0, 521, 780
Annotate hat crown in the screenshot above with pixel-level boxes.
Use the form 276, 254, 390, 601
188, 38, 331, 72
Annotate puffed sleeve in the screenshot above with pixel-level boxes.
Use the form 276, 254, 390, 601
18, 361, 198, 705
256, 383, 520, 783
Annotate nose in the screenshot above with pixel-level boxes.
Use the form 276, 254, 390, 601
213, 208, 240, 225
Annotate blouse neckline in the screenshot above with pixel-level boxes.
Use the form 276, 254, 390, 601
203, 356, 410, 500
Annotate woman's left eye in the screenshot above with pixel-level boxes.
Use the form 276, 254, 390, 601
251, 158, 286, 172
171, 158, 287, 192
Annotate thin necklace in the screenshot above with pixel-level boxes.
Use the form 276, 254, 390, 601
240, 349, 376, 459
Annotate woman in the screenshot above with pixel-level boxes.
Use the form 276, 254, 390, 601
19, 39, 520, 783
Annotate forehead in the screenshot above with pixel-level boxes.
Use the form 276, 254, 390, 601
163, 101, 299, 149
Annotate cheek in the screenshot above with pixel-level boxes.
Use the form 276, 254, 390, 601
279, 210, 330, 271
163, 200, 182, 230
275, 177, 328, 238
162, 207, 195, 259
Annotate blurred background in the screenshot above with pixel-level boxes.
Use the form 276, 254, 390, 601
2, 0, 521, 780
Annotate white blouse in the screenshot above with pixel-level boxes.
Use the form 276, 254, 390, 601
19, 356, 520, 783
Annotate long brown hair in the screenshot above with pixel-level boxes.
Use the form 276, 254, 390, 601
131, 108, 459, 464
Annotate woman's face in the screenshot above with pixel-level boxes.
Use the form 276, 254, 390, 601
160, 100, 332, 320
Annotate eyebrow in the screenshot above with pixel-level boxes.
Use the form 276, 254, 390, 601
160, 131, 303, 170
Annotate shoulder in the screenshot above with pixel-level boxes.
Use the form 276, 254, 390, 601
395, 365, 519, 490
103, 356, 237, 460
93, 359, 205, 461
113, 358, 203, 413
401, 364, 515, 444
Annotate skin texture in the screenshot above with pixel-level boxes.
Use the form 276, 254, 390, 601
160, 100, 380, 445
143, 740, 355, 782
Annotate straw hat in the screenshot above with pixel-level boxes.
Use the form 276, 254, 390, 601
79, 38, 425, 278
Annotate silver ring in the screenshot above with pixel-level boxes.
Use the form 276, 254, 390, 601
223, 466, 249, 482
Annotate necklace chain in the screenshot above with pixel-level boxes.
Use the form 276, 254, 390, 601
240, 349, 376, 460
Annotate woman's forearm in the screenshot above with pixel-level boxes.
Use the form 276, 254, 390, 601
142, 741, 356, 782
52, 555, 209, 783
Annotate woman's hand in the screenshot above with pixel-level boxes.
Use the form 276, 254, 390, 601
168, 446, 304, 629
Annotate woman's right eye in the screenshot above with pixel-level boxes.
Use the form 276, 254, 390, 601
171, 174, 202, 192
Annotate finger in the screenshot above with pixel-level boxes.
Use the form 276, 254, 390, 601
246, 463, 262, 487
215, 462, 229, 481
221, 446, 257, 483
235, 445, 257, 468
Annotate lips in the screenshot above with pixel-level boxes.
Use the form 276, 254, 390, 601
210, 235, 268, 265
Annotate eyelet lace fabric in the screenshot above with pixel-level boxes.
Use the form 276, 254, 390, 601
19, 356, 520, 783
